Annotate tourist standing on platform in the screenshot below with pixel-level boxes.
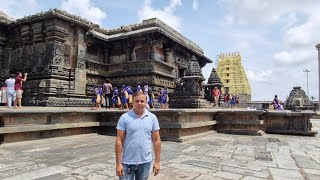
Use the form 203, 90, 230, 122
147, 86, 154, 109
143, 83, 150, 109
14, 72, 27, 108
235, 94, 240, 108
224, 92, 229, 108
212, 87, 220, 107
126, 86, 134, 109
112, 87, 120, 109
230, 94, 236, 108
158, 88, 163, 109
121, 85, 129, 109
115, 91, 161, 179
92, 85, 103, 110
1, 83, 7, 106
103, 78, 113, 109
136, 82, 142, 93
5, 74, 16, 108
161, 87, 169, 109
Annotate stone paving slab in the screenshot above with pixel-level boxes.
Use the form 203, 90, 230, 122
0, 120, 320, 179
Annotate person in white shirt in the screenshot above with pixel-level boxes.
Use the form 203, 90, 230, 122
5, 74, 16, 108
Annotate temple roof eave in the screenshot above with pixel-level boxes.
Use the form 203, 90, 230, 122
8, 9, 99, 30
89, 28, 213, 65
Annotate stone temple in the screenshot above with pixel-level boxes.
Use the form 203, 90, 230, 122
0, 9, 212, 106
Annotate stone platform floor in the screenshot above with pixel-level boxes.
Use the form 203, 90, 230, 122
0, 118, 320, 180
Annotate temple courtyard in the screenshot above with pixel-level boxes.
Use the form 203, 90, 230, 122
0, 114, 319, 180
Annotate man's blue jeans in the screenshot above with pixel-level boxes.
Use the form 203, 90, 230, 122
119, 162, 151, 180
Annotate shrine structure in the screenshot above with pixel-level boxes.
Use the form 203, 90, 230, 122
0, 9, 212, 106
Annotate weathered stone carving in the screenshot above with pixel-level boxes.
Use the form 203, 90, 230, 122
284, 86, 314, 110
46, 41, 65, 66
77, 45, 86, 69
169, 56, 207, 108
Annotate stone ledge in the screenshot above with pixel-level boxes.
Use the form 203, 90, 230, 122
0, 122, 100, 134
160, 121, 216, 128
216, 129, 263, 136
216, 120, 263, 125
265, 130, 317, 136
100, 121, 216, 129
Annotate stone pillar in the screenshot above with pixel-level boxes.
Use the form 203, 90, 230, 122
125, 46, 132, 62
164, 48, 174, 64
103, 43, 111, 64
150, 45, 156, 60
74, 28, 87, 95
316, 44, 320, 109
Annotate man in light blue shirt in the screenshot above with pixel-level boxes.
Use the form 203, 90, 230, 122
115, 91, 161, 180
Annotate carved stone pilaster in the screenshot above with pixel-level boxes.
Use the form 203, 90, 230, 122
20, 25, 32, 44
45, 41, 65, 67
44, 18, 69, 42
164, 48, 174, 64
103, 43, 111, 64
31, 22, 44, 42
77, 45, 86, 69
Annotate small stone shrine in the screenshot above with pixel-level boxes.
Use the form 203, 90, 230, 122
169, 55, 207, 108
284, 86, 314, 110
205, 68, 224, 104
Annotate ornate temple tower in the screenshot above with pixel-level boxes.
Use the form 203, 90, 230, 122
169, 55, 207, 108
216, 52, 251, 103
205, 68, 223, 104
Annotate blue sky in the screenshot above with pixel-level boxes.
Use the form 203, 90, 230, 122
1, 0, 319, 101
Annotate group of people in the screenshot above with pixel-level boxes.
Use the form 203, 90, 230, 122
211, 87, 240, 108
1, 72, 28, 108
92, 79, 169, 110
224, 92, 240, 108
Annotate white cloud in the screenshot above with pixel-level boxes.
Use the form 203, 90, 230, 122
61, 0, 107, 25
274, 49, 314, 67
0, 0, 40, 19
192, 0, 199, 11
247, 70, 273, 83
138, 0, 182, 31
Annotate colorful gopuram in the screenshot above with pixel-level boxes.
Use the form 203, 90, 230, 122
216, 52, 251, 103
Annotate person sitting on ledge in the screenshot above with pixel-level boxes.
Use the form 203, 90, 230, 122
272, 95, 281, 110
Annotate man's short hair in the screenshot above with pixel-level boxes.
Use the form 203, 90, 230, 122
105, 78, 110, 83
132, 91, 146, 99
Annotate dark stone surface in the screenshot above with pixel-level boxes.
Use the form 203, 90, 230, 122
284, 86, 314, 110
